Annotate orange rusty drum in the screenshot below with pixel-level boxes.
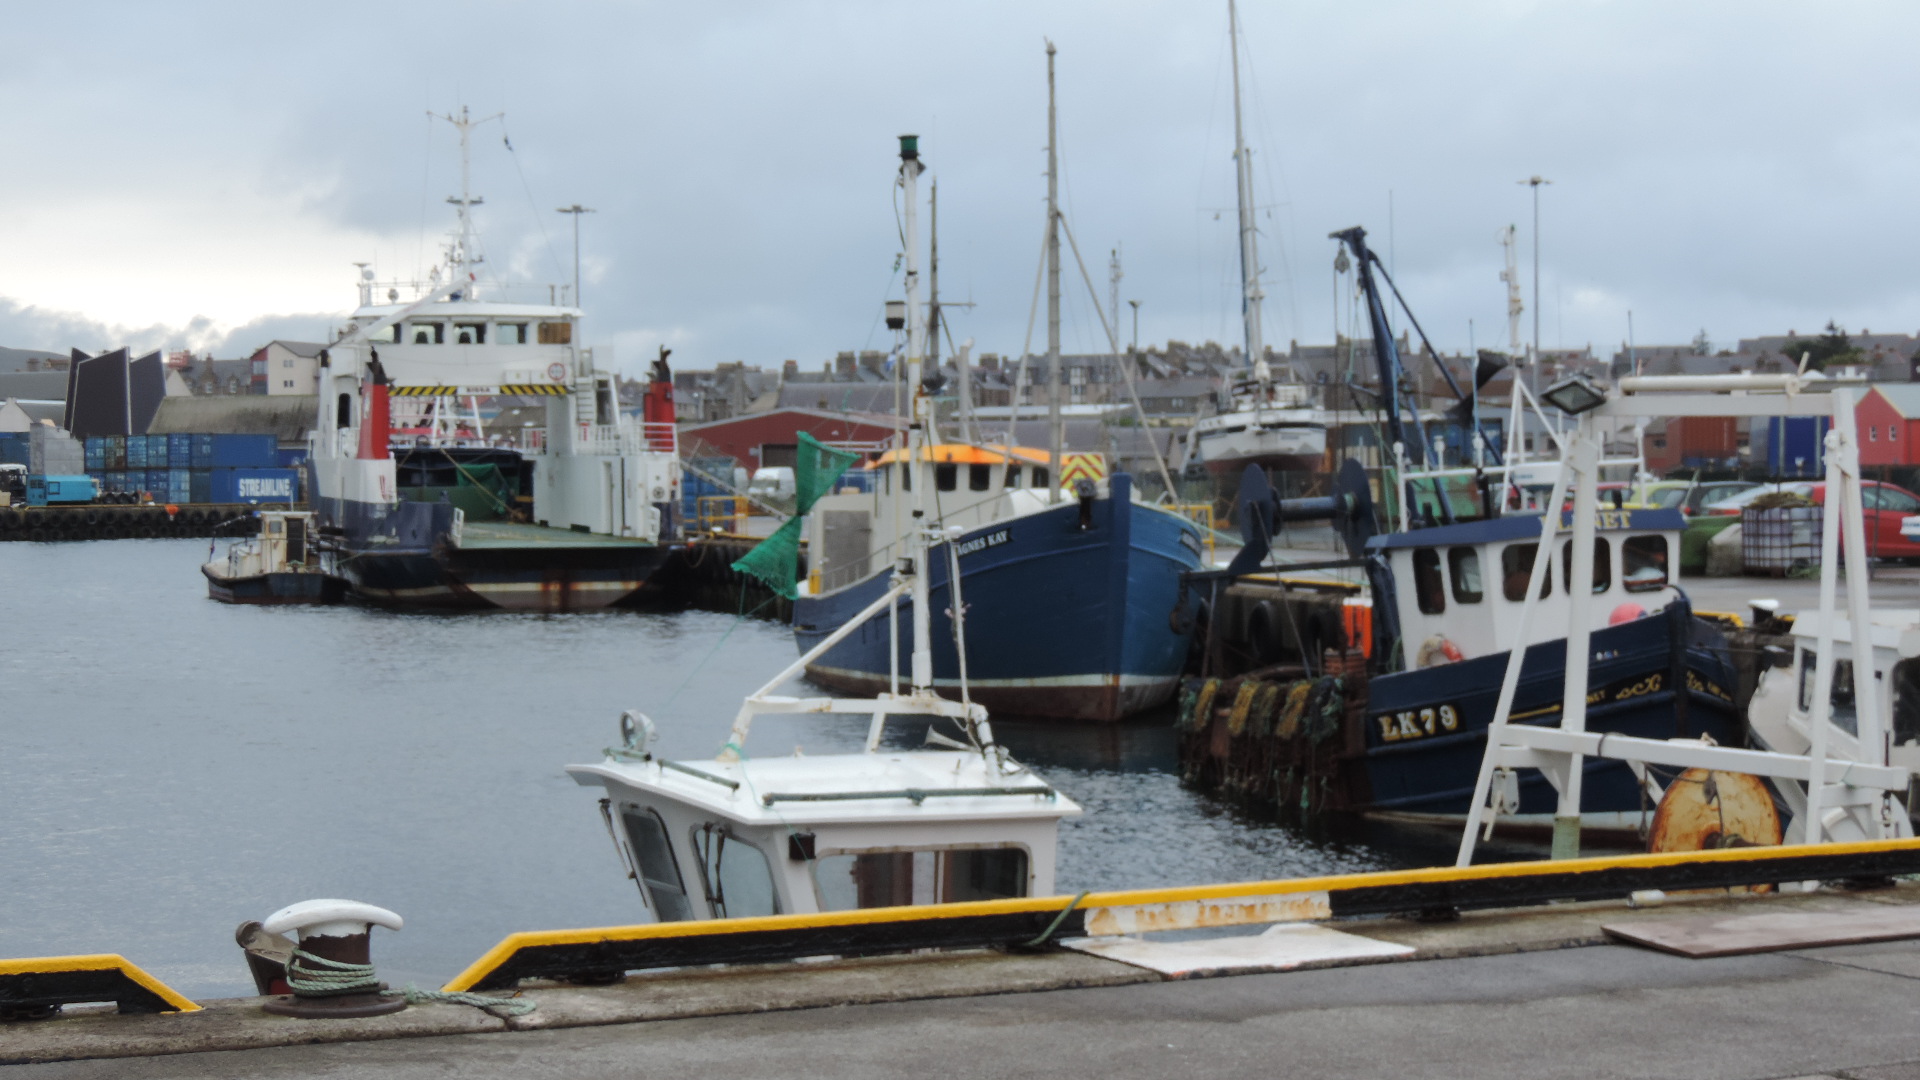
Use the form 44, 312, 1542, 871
1649, 769, 1782, 892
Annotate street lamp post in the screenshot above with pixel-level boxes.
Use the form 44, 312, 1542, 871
1128, 299, 1140, 353
556, 204, 595, 306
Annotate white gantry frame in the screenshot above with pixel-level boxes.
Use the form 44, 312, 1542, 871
1457, 373, 1910, 866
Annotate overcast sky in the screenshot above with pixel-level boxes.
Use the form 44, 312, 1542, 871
2, 1, 1915, 373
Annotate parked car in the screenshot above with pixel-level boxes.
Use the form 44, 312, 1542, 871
1641, 479, 1762, 516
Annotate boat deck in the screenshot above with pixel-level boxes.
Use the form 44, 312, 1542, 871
455, 520, 656, 550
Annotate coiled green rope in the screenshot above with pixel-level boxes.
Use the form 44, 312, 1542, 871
285, 948, 536, 1016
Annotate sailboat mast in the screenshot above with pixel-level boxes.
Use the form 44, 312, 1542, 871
929, 179, 942, 374
1046, 40, 1064, 505
1228, 1, 1266, 386
898, 134, 935, 694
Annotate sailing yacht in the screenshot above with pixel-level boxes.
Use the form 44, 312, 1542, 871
1185, 1, 1328, 478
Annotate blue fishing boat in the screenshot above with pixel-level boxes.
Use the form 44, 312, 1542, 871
795, 454, 1204, 721
1355, 508, 1741, 826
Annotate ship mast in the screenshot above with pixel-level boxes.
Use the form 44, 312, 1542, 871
1228, 0, 1267, 391
899, 135, 936, 696
430, 105, 502, 289
1045, 40, 1064, 505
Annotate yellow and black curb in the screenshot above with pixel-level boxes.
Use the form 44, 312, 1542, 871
0, 955, 199, 1017
445, 836, 1920, 992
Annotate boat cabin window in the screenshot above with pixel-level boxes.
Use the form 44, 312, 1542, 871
497, 322, 529, 344
453, 322, 486, 345
936, 463, 958, 491
408, 321, 445, 345
618, 806, 694, 922
970, 464, 992, 492
1560, 538, 1612, 594
1894, 659, 1920, 746
336, 393, 352, 430
899, 462, 912, 491
538, 321, 572, 345
1449, 547, 1484, 604
1412, 548, 1445, 614
1621, 535, 1670, 593
1005, 466, 1022, 488
1501, 542, 1552, 601
812, 847, 1029, 911
1798, 649, 1860, 736
369, 323, 400, 344
692, 824, 779, 919
1032, 467, 1050, 490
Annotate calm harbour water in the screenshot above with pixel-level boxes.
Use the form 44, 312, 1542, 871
0, 539, 1412, 998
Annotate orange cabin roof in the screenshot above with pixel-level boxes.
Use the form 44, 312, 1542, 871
865, 443, 1054, 467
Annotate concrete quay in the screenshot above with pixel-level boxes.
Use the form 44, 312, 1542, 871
15, 885, 1920, 1078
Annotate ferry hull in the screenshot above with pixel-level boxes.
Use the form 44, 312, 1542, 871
316, 495, 667, 612
1358, 600, 1741, 818
793, 475, 1204, 722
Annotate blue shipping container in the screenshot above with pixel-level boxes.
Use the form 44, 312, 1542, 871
126, 437, 148, 469
190, 433, 215, 468
167, 434, 192, 467
1767, 416, 1830, 478
275, 445, 309, 469
210, 434, 277, 468
148, 434, 170, 467
146, 469, 168, 494
84, 438, 105, 471
189, 469, 211, 504
211, 467, 298, 504
0, 432, 28, 466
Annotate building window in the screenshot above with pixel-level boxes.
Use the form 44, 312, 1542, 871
1893, 426, 1900, 443
1871, 426, 1879, 442
282, 357, 294, 368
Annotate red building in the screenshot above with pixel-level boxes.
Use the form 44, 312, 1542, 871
1643, 415, 1741, 473
678, 407, 903, 471
1857, 385, 1920, 466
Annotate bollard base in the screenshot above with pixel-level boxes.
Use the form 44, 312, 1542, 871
262, 992, 406, 1019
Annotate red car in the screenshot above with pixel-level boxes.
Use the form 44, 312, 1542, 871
1703, 480, 1920, 558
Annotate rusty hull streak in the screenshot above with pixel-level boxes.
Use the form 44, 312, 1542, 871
1082, 891, 1334, 936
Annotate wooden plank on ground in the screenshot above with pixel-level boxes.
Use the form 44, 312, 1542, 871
1603, 905, 1920, 958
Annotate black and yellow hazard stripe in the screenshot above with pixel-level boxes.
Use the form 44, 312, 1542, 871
442, 836, 1920, 991
388, 385, 569, 397
0, 954, 200, 1015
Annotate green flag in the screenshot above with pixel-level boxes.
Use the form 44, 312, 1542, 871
731, 431, 862, 599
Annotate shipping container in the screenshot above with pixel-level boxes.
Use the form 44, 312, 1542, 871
126, 436, 148, 469
190, 433, 215, 468
105, 434, 126, 470
189, 469, 211, 504
0, 432, 27, 466
1764, 416, 1830, 478
210, 434, 277, 468
275, 445, 309, 469
210, 467, 299, 504
167, 434, 192, 468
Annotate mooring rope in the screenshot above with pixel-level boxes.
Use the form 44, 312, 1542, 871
285, 948, 536, 1016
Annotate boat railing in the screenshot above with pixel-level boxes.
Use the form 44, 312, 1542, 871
1168, 503, 1217, 558
695, 495, 751, 535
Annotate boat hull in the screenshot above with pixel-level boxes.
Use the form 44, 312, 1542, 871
793, 475, 1204, 721
316, 495, 668, 612
202, 565, 349, 605
1358, 600, 1741, 819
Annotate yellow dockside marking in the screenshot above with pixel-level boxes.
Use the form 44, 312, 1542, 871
0, 953, 200, 1012
442, 836, 1920, 991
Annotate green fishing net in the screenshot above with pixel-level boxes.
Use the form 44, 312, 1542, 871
731, 431, 861, 599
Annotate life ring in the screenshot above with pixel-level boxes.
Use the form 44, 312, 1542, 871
1417, 635, 1465, 668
